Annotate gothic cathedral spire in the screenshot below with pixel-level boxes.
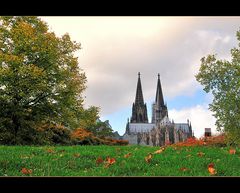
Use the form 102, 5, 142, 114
155, 73, 164, 107
152, 73, 168, 124
135, 72, 144, 105
130, 72, 148, 123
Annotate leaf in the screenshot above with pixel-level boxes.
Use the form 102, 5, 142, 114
106, 157, 116, 165
124, 153, 132, 158
208, 163, 214, 168
73, 153, 80, 158
96, 157, 104, 165
208, 163, 217, 175
208, 167, 217, 175
179, 167, 189, 172
46, 149, 55, 153
145, 153, 153, 163
229, 149, 236, 155
104, 157, 116, 168
21, 168, 32, 175
197, 152, 205, 157
154, 149, 164, 154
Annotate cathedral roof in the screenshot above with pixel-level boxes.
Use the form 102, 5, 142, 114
174, 123, 190, 132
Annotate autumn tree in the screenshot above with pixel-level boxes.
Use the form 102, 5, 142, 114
196, 29, 240, 145
0, 16, 99, 144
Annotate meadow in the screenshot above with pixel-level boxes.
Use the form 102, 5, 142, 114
0, 145, 239, 176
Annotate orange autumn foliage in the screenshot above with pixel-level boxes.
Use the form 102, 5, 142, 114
71, 128, 93, 140
71, 128, 129, 146
172, 134, 226, 148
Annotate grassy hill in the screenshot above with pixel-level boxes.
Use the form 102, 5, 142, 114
0, 145, 239, 176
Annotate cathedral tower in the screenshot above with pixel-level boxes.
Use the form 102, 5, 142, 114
130, 72, 148, 123
152, 74, 168, 124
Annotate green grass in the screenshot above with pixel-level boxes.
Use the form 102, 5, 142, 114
0, 145, 239, 176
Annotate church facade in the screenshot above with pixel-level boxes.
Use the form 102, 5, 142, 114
122, 73, 193, 146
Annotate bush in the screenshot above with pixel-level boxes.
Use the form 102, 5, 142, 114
172, 134, 227, 147
0, 128, 15, 145
202, 134, 227, 147
71, 128, 128, 146
36, 123, 72, 145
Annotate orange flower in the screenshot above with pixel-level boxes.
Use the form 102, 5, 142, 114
229, 149, 236, 155
145, 153, 153, 163
124, 153, 132, 158
21, 168, 32, 175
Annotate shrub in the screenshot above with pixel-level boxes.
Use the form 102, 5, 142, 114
71, 128, 129, 146
36, 123, 72, 145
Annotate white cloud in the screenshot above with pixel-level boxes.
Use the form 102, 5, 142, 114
40, 17, 240, 117
169, 105, 218, 139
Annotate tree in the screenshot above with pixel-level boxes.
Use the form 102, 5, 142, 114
89, 119, 114, 138
0, 16, 98, 144
196, 29, 240, 145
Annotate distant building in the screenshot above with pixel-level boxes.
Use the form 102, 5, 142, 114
122, 73, 193, 146
204, 128, 211, 137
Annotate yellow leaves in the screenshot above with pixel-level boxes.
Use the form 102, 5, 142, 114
153, 147, 165, 154
145, 153, 153, 163
229, 149, 236, 155
208, 163, 217, 175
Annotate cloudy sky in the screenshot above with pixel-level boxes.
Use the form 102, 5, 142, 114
41, 16, 240, 138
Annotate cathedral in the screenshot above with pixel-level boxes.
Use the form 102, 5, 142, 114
122, 72, 193, 146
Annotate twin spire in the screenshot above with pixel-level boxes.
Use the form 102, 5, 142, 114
131, 72, 165, 123
135, 72, 164, 107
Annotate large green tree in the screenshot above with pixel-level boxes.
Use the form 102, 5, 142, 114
196, 30, 240, 145
0, 16, 99, 144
